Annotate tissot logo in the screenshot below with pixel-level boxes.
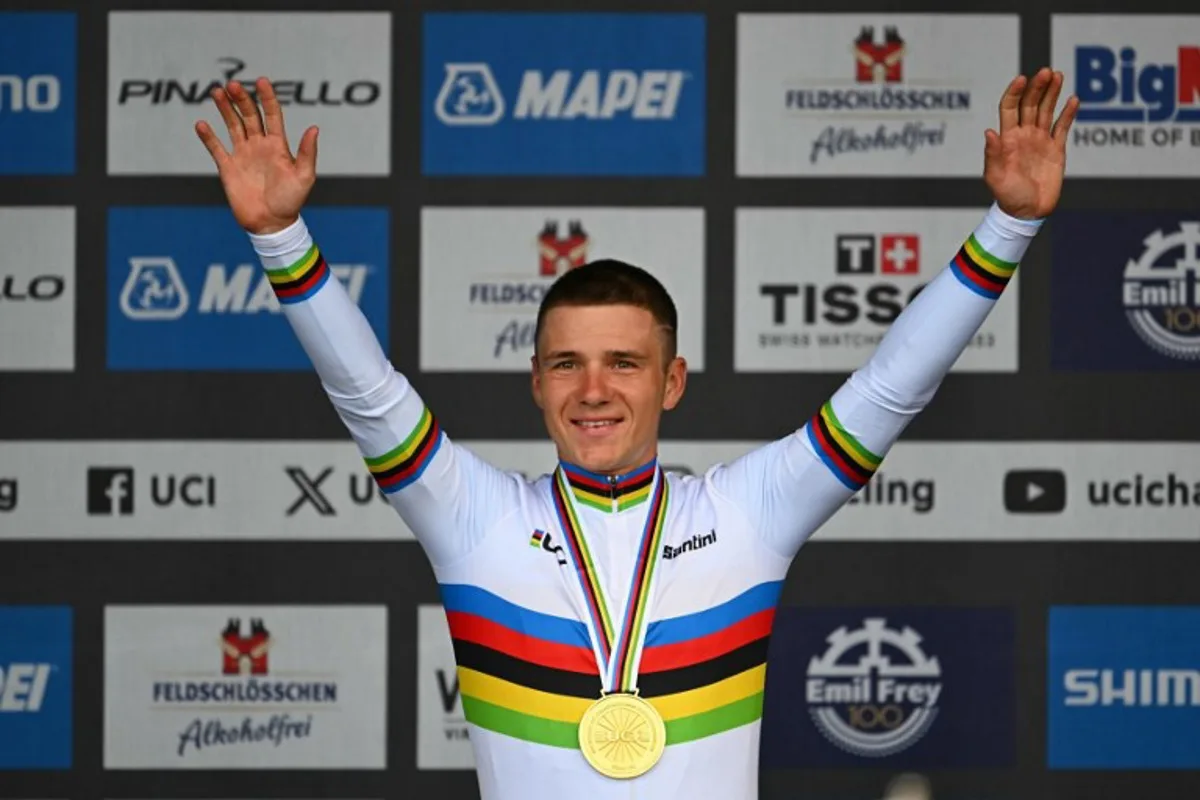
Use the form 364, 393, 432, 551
1003, 469, 1066, 513
836, 233, 920, 275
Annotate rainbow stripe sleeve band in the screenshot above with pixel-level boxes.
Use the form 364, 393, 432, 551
363, 405, 444, 494
265, 243, 331, 305
805, 400, 883, 491
950, 233, 1017, 300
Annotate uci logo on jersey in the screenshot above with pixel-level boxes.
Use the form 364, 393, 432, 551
421, 12, 706, 176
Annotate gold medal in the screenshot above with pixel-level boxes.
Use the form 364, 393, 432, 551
577, 692, 666, 779
550, 465, 672, 778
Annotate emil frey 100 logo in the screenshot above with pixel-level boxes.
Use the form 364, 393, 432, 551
1122, 221, 1200, 361
805, 617, 943, 757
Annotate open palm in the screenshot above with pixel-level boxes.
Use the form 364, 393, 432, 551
983, 68, 1080, 220
195, 78, 319, 235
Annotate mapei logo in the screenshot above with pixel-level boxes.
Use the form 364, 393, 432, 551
1121, 221, 1200, 360
118, 256, 370, 320
1075, 45, 1200, 124
434, 63, 688, 126
853, 26, 905, 83
0, 662, 53, 711
805, 617, 943, 758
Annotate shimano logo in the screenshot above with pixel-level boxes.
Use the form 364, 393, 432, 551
436, 63, 688, 125
0, 74, 61, 113
1065, 668, 1200, 706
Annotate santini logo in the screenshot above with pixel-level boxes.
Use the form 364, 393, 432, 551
662, 530, 716, 560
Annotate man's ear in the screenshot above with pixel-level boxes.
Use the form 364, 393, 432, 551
662, 356, 687, 411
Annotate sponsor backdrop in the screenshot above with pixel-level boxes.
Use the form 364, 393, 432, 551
0, 3, 1197, 800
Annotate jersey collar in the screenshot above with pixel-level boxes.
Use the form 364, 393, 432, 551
558, 456, 658, 514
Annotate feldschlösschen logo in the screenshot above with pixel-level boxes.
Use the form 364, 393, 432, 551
805, 617, 942, 757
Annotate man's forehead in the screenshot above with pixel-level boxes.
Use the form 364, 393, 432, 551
536, 304, 670, 355
541, 304, 658, 333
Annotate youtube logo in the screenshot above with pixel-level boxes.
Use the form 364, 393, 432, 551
1004, 469, 1066, 513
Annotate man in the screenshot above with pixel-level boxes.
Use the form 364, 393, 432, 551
195, 68, 1077, 799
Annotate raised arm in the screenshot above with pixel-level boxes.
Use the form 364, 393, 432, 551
711, 68, 1080, 559
195, 78, 518, 566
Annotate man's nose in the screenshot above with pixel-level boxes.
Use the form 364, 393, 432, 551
579, 365, 610, 403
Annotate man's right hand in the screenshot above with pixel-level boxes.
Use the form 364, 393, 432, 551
195, 77, 318, 235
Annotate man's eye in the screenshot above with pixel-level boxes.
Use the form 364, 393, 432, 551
553, 361, 574, 370
615, 360, 636, 369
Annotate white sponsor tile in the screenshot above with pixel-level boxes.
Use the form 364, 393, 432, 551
108, 12, 390, 175
0, 207, 75, 371
103, 605, 387, 769
734, 207, 1018, 372
1052, 15, 1200, 176
1, 440, 1196, 540
416, 605, 473, 769
737, 14, 1018, 176
420, 207, 705, 371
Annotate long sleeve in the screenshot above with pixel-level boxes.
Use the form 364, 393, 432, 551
249, 216, 520, 567
710, 203, 1042, 559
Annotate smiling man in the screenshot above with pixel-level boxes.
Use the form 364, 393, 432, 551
195, 68, 1077, 800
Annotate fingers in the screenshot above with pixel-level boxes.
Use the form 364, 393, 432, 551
295, 125, 319, 181
256, 77, 288, 144
227, 80, 265, 137
1037, 70, 1064, 131
194, 120, 231, 169
983, 128, 1001, 160
1020, 67, 1051, 127
1052, 94, 1081, 148
997, 74, 1025, 134
210, 86, 246, 144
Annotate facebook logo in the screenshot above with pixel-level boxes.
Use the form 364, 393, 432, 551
87, 467, 133, 515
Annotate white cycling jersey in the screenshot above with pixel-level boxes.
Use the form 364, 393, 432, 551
248, 204, 1039, 800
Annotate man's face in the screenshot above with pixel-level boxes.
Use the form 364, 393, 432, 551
531, 303, 686, 476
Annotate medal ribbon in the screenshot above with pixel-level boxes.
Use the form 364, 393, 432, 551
550, 464, 670, 693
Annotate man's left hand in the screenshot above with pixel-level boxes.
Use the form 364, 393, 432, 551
983, 67, 1080, 220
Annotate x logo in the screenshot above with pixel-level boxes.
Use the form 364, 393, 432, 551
285, 466, 335, 516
